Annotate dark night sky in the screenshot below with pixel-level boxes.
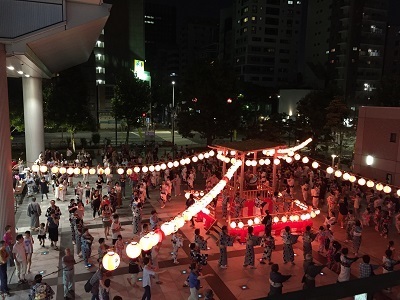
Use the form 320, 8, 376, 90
389, 0, 400, 25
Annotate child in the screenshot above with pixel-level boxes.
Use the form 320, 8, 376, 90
127, 257, 141, 287
316, 226, 327, 253
260, 233, 275, 265
327, 241, 342, 272
24, 231, 34, 273
100, 278, 111, 300
345, 210, 355, 242
171, 232, 183, 264
37, 223, 46, 247
361, 208, 372, 226
84, 182, 91, 204
115, 235, 125, 259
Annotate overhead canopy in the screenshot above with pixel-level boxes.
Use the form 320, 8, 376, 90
211, 139, 286, 154
2, 0, 111, 79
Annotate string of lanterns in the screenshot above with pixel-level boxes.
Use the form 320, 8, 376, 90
30, 150, 216, 176
101, 160, 243, 271
216, 148, 400, 198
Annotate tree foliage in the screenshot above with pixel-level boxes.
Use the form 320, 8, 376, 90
177, 61, 240, 145
111, 70, 151, 143
43, 66, 95, 150
296, 87, 338, 153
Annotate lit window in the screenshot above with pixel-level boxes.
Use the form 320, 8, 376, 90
353, 47, 358, 51
288, 0, 293, 4
326, 50, 329, 54
331, 48, 335, 52
297, 1, 301, 3
244, 17, 248, 23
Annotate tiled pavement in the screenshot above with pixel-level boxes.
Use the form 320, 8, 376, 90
7, 173, 400, 300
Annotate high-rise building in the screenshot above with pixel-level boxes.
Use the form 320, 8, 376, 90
383, 24, 400, 77
305, 0, 388, 104
220, 0, 305, 87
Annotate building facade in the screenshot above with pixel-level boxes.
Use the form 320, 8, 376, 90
220, 0, 305, 87
383, 24, 400, 77
353, 106, 400, 186
305, 0, 388, 104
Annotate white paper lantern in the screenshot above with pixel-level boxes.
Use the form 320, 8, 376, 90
142, 166, 149, 173
149, 165, 155, 172
89, 168, 96, 175
326, 167, 334, 174
342, 173, 350, 181
311, 161, 319, 169
294, 154, 301, 161
173, 161, 179, 168
161, 222, 174, 236
383, 186, 391, 194
167, 162, 173, 168
160, 163, 167, 170
134, 167, 140, 173
349, 175, 356, 183
334, 170, 342, 178
198, 154, 204, 160
265, 159, 271, 165
274, 158, 280, 165
245, 160, 251, 166
286, 157, 293, 164
97, 167, 104, 175
230, 221, 236, 229
366, 180, 374, 188
31, 164, 40, 173
102, 250, 120, 271
302, 157, 309, 164
51, 166, 59, 174
39, 165, 48, 173
139, 236, 153, 251
357, 178, 366, 186
204, 153, 210, 159
104, 167, 111, 175
67, 167, 74, 175
237, 221, 244, 229
155, 165, 161, 171
74, 167, 80, 175
126, 241, 142, 258
117, 168, 124, 175
192, 156, 198, 163
375, 183, 383, 191
126, 168, 133, 175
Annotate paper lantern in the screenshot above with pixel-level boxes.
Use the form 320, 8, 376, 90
51, 166, 59, 174
265, 159, 271, 165
273, 216, 279, 223
366, 180, 374, 188
104, 167, 111, 175
230, 221, 237, 229
258, 159, 265, 165
254, 217, 260, 225
302, 157, 309, 164
315, 209, 320, 215
89, 168, 96, 175
198, 154, 204, 160
245, 160, 251, 166
134, 167, 140, 173
204, 153, 210, 159
274, 158, 280, 165
305, 213, 311, 220
237, 221, 244, 229
397, 189, 400, 197
349, 176, 356, 183
117, 168, 124, 175
82, 168, 89, 175
342, 173, 350, 181
192, 156, 198, 163
200, 191, 205, 196
230, 150, 236, 156
231, 158, 237, 164
247, 219, 254, 226
281, 216, 287, 223
182, 210, 193, 221
311, 211, 316, 218
376, 183, 383, 191
294, 154, 301, 161
160, 163, 167, 170
161, 222, 174, 236
167, 162, 173, 168
180, 159, 185, 166
147, 165, 154, 172
326, 167, 334, 174
312, 161, 319, 169
102, 250, 120, 271
155, 165, 161, 171
209, 150, 215, 156
173, 161, 179, 167
293, 215, 299, 221
74, 167, 80, 175
154, 229, 164, 244
334, 170, 342, 178
142, 166, 149, 173
185, 193, 191, 199
201, 207, 210, 215
126, 241, 142, 258
39, 165, 48, 173
148, 232, 159, 247
357, 178, 365, 186
300, 214, 306, 221
31, 164, 40, 172
185, 158, 191, 164
288, 150, 294, 157
139, 236, 153, 251
67, 167, 74, 175
97, 168, 104, 175
286, 157, 293, 164
225, 157, 230, 163
383, 186, 391, 194
289, 215, 295, 222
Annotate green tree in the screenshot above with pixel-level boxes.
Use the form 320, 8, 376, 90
296, 87, 339, 154
111, 70, 151, 143
177, 61, 240, 145
7, 78, 24, 138
43, 66, 95, 151
325, 97, 353, 166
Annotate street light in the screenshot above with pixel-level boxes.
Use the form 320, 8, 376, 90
331, 154, 337, 167
366, 155, 374, 166
171, 81, 175, 158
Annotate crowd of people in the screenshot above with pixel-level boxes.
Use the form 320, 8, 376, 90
3, 144, 400, 299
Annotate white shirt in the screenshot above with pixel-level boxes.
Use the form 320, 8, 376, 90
142, 265, 155, 287
13, 242, 27, 262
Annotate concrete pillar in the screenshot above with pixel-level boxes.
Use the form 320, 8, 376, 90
22, 77, 44, 166
0, 44, 16, 234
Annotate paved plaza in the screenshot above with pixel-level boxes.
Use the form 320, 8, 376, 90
6, 168, 400, 300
